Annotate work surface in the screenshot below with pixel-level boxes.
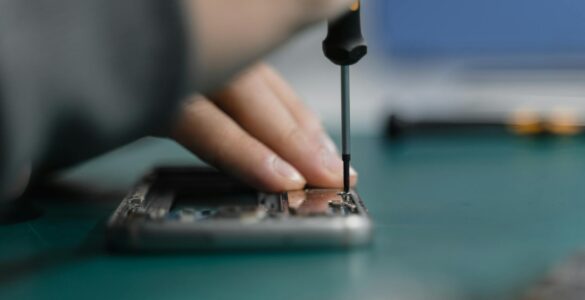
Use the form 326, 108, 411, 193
3, 135, 585, 300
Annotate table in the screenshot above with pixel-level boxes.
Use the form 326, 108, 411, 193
2, 135, 585, 300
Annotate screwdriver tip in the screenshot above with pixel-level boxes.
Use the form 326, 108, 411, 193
342, 154, 350, 193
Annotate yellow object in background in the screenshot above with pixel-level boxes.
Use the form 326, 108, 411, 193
546, 107, 583, 136
508, 107, 583, 136
508, 109, 543, 135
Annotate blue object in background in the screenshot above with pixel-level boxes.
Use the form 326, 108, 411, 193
375, 0, 585, 58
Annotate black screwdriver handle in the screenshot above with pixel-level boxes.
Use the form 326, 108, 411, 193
323, 0, 368, 66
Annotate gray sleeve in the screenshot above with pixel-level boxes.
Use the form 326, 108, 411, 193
0, 0, 189, 200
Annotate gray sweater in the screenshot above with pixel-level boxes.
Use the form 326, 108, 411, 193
0, 0, 188, 200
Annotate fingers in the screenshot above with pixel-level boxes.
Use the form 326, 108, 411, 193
210, 65, 357, 188
184, 0, 356, 90
257, 65, 339, 153
258, 64, 347, 171
172, 96, 306, 192
258, 64, 358, 185
257, 64, 324, 137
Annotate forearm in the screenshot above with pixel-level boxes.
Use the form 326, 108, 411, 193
0, 0, 188, 200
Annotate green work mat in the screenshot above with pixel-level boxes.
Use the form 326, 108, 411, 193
2, 135, 585, 300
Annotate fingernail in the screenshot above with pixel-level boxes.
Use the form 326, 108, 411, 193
272, 156, 305, 183
350, 166, 358, 177
321, 147, 343, 174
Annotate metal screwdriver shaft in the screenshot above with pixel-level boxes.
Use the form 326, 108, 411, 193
341, 65, 351, 193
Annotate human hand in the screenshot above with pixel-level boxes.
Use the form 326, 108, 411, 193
172, 64, 357, 192
183, 0, 356, 90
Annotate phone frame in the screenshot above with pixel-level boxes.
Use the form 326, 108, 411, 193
107, 167, 372, 251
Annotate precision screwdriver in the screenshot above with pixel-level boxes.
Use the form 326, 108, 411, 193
323, 1, 367, 194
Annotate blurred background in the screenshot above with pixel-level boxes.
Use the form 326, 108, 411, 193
268, 0, 585, 134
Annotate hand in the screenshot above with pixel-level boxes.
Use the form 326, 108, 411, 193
183, 0, 356, 90
172, 64, 357, 192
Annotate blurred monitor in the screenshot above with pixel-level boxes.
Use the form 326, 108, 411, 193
375, 0, 585, 61
363, 0, 585, 128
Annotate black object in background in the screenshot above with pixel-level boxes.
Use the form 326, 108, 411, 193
385, 113, 585, 139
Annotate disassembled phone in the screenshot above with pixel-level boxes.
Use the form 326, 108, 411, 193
107, 167, 372, 251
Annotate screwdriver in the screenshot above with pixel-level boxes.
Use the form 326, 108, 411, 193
323, 1, 367, 194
